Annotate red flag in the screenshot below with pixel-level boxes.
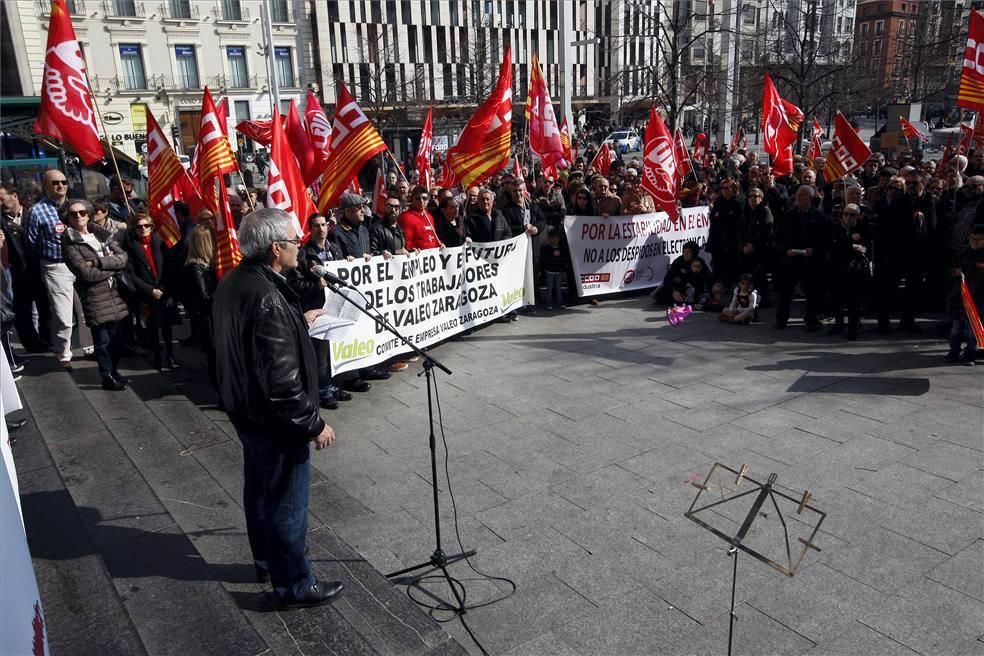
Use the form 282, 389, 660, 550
267, 108, 317, 237
437, 154, 459, 189
958, 122, 975, 154
761, 73, 803, 165
195, 88, 239, 213
693, 132, 707, 164
590, 142, 614, 176
811, 118, 824, 140
728, 126, 745, 154
214, 175, 242, 279
961, 278, 984, 346
559, 116, 575, 165
315, 83, 387, 212
304, 91, 332, 166
526, 51, 567, 171
958, 10, 984, 113
674, 128, 693, 180
441, 47, 513, 188
286, 99, 320, 185
34, 0, 103, 164
641, 108, 679, 221
371, 166, 388, 217
823, 112, 871, 181
972, 114, 984, 150
416, 107, 434, 189
941, 133, 955, 170
772, 146, 794, 178
145, 110, 186, 247
900, 117, 930, 143
235, 117, 280, 146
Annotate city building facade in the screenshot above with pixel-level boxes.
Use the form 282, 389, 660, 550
2, 0, 317, 160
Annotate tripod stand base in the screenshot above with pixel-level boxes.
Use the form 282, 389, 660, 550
386, 548, 477, 583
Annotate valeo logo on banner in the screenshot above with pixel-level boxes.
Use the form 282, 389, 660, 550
332, 338, 376, 365
500, 287, 524, 308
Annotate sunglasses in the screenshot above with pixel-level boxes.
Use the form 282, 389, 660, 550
135, 223, 155, 230
51, 180, 68, 187
68, 209, 89, 217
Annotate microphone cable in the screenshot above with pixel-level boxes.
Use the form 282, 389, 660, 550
399, 369, 518, 656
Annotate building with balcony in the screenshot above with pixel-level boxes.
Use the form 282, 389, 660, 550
1, 0, 316, 160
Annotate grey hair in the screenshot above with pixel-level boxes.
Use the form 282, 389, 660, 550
238, 207, 291, 259
61, 198, 93, 224
796, 185, 817, 198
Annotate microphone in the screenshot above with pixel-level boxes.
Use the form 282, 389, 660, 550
312, 264, 350, 288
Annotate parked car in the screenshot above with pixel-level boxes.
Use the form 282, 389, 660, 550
605, 130, 642, 153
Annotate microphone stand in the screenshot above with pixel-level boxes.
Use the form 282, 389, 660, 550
322, 280, 475, 612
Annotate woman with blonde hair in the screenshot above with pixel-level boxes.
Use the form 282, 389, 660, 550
183, 225, 218, 388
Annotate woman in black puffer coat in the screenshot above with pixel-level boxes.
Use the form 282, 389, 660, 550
60, 199, 131, 391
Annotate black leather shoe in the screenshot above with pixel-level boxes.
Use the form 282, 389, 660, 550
332, 387, 353, 402
111, 371, 131, 385
363, 367, 391, 381
102, 376, 126, 391
165, 357, 182, 370
320, 395, 339, 410
6, 418, 28, 431
275, 579, 344, 609
255, 565, 270, 584
343, 379, 371, 393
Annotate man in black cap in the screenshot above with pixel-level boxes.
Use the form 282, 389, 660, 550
329, 193, 391, 384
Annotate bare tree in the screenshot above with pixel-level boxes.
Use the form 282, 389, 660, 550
743, 0, 860, 147
891, 1, 965, 115
603, 0, 736, 132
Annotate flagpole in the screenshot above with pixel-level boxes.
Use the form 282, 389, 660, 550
84, 75, 135, 218
236, 170, 257, 211
385, 149, 410, 186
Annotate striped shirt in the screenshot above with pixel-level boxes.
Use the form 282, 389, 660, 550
26, 196, 66, 261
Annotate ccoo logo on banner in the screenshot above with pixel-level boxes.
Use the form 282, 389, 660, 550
563, 208, 710, 297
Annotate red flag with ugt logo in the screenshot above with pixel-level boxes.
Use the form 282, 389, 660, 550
958, 10, 984, 113
286, 99, 321, 186
761, 73, 803, 166
900, 117, 929, 142
823, 112, 871, 181
641, 107, 679, 221
304, 91, 332, 166
526, 51, 567, 172
268, 108, 317, 237
416, 107, 434, 189
728, 126, 745, 154
34, 0, 103, 164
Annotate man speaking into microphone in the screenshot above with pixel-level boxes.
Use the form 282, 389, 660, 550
212, 208, 344, 608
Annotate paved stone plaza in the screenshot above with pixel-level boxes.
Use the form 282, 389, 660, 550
16, 296, 984, 655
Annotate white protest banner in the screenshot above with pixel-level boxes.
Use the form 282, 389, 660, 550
0, 357, 50, 656
563, 207, 710, 297
310, 235, 534, 375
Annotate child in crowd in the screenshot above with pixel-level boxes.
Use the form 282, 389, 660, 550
945, 224, 984, 365
540, 228, 570, 310
700, 281, 727, 312
720, 274, 760, 324
686, 258, 712, 308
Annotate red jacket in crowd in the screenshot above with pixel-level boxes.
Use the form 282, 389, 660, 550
398, 209, 442, 250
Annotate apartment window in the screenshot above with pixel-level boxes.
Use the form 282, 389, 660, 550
436, 28, 447, 60
226, 46, 249, 87
280, 99, 292, 115
234, 100, 250, 123
270, 0, 289, 23
861, 22, 868, 35
443, 64, 453, 97
692, 47, 705, 62
449, 1, 459, 24
386, 0, 397, 23
402, 0, 412, 22
743, 5, 755, 24
174, 45, 199, 88
112, 0, 137, 16
874, 20, 884, 36
873, 40, 882, 56
275, 47, 295, 87
408, 26, 418, 62
370, 2, 381, 22
431, 0, 440, 22
845, 17, 853, 32
222, 0, 243, 21
119, 44, 146, 90
167, 0, 191, 18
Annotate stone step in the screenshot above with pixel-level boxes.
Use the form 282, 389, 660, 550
17, 345, 467, 656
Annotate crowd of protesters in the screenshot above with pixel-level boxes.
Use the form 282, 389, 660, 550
0, 141, 981, 409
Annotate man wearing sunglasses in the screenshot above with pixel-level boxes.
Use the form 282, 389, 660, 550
26, 169, 75, 369
398, 185, 443, 250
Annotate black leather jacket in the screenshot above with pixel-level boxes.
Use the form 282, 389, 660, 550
212, 259, 325, 442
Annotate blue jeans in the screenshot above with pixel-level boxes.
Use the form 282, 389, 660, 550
237, 429, 314, 598
91, 320, 125, 377
544, 271, 564, 307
